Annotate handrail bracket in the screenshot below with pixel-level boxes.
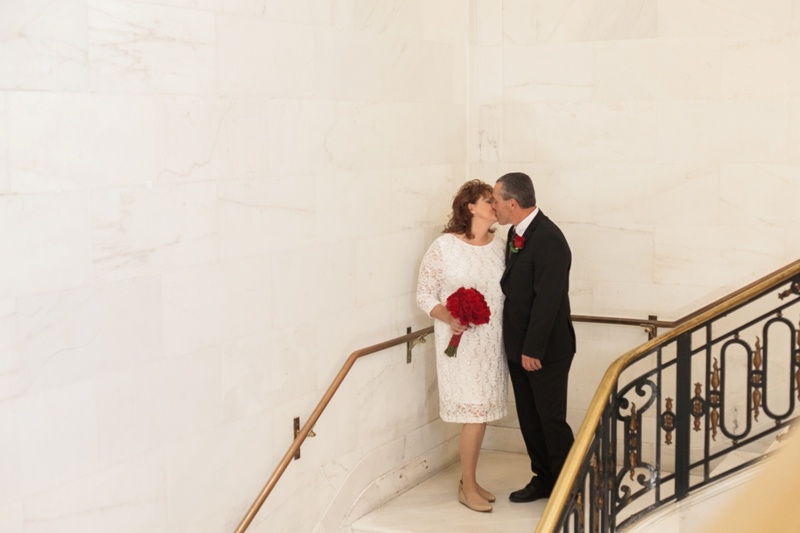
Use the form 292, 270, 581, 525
406, 326, 429, 363
293, 417, 316, 460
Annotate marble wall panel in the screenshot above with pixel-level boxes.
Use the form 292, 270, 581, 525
164, 416, 273, 533
352, 0, 424, 40
500, 0, 536, 45
0, 300, 18, 403
503, 0, 657, 44
267, 100, 340, 175
314, 298, 399, 392
325, 102, 463, 170
502, 104, 538, 162
658, 0, 793, 40
594, 37, 726, 102
719, 164, 800, 226
388, 165, 460, 232
315, 170, 394, 241
595, 40, 660, 101
657, 100, 791, 163
96, 345, 222, 465
476, 47, 503, 104
0, 193, 91, 300
221, 329, 308, 423
476, 0, 503, 45
792, 97, 800, 163
218, 176, 315, 259
655, 39, 722, 100
476, 105, 502, 163
654, 224, 786, 288
271, 241, 356, 328
356, 228, 432, 306
313, 31, 393, 102
720, 37, 800, 99
383, 39, 455, 103
503, 43, 594, 102
570, 326, 645, 407
591, 281, 655, 317
526, 162, 596, 223
424, 0, 469, 44
0, 94, 7, 192
128, 0, 266, 16
452, 44, 469, 105
219, 257, 274, 340
21, 452, 166, 533
217, 15, 315, 97
795, 3, 800, 35
7, 92, 155, 193
15, 276, 163, 397
0, 503, 22, 533
155, 95, 271, 184
161, 263, 221, 359
162, 256, 270, 359
565, 222, 654, 284
91, 182, 218, 282
262, 0, 350, 27
532, 102, 657, 162
355, 348, 429, 443
786, 223, 800, 259
0, 0, 87, 92
0, 382, 98, 504
592, 163, 720, 226
88, 0, 215, 94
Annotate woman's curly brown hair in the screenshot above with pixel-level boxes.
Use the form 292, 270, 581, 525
443, 179, 494, 240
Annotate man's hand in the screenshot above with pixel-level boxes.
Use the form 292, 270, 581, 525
522, 355, 542, 372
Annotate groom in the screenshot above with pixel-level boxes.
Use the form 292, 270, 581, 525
492, 172, 576, 502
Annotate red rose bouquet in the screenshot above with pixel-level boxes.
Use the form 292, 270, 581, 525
444, 287, 491, 357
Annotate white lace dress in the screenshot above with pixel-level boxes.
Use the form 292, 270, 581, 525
416, 233, 508, 423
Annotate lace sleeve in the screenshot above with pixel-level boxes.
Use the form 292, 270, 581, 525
416, 238, 444, 316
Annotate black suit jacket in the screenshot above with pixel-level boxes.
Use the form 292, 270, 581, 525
500, 211, 576, 364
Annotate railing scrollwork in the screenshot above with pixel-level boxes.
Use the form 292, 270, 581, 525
538, 261, 800, 532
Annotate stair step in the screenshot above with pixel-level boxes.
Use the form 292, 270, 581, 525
351, 451, 544, 533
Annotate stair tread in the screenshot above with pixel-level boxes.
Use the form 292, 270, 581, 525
351, 451, 545, 533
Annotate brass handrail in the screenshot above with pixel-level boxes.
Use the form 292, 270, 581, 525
233, 326, 434, 533
537, 257, 800, 533
233, 263, 796, 533
572, 264, 800, 332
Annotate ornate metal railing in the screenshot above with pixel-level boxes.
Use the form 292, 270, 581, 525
538, 259, 800, 532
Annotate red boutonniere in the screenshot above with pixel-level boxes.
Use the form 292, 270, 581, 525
509, 234, 525, 253
444, 287, 491, 357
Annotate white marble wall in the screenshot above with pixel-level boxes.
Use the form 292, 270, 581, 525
472, 0, 800, 446
0, 1, 468, 532
4, 1, 800, 531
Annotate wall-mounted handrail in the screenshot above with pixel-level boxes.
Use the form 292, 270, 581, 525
573, 266, 795, 333
232, 326, 433, 533
233, 272, 771, 532
537, 258, 800, 532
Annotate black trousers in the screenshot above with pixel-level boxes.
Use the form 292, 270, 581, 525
508, 355, 575, 488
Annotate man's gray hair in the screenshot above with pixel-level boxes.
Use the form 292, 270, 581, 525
497, 172, 536, 208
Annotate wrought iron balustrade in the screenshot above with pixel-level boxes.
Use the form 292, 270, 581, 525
539, 260, 800, 532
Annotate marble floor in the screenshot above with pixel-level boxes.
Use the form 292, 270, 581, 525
351, 451, 545, 533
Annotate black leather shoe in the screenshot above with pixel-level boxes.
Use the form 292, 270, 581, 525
509, 481, 552, 503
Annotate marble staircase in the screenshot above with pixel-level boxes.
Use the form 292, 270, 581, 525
351, 451, 543, 533
349, 448, 772, 533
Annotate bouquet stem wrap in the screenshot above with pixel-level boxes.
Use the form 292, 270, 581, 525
444, 287, 491, 357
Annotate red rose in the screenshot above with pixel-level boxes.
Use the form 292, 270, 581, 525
509, 234, 525, 253
443, 287, 491, 357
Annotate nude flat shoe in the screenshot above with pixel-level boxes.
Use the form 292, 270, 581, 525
458, 484, 492, 512
461, 480, 495, 503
